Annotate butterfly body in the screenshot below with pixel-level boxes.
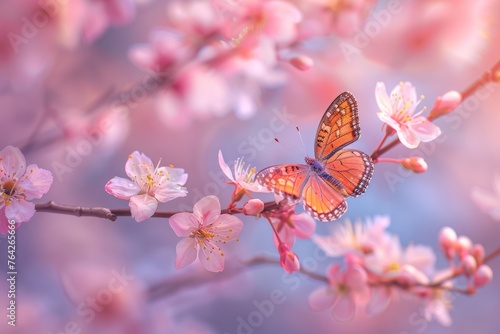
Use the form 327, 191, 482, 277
257, 92, 374, 222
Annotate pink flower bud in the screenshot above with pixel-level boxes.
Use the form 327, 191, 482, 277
439, 227, 457, 248
428, 91, 462, 120
474, 264, 493, 287
461, 255, 477, 276
278, 244, 300, 274
401, 157, 428, 173
289, 55, 314, 71
457, 236, 472, 257
472, 244, 485, 264
243, 199, 265, 216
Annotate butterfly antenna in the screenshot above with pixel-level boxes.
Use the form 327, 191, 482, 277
274, 137, 306, 158
295, 126, 309, 156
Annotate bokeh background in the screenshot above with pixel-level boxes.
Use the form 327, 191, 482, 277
1, 0, 500, 333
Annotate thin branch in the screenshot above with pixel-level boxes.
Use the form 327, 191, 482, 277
147, 255, 327, 300
34, 200, 282, 221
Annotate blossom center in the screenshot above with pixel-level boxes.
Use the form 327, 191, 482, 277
193, 228, 215, 240
1, 179, 17, 196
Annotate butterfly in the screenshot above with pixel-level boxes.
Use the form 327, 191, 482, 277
256, 92, 374, 221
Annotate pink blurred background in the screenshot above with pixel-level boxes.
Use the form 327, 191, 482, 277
1, 0, 500, 333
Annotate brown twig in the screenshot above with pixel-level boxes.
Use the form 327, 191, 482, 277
34, 200, 282, 221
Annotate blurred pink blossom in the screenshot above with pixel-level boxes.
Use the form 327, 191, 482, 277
167, 0, 221, 36
376, 82, 441, 149
59, 263, 145, 332
222, 0, 302, 46
0, 146, 53, 233
362, 0, 495, 68
169, 195, 243, 272
308, 0, 376, 38
58, 0, 136, 46
313, 216, 391, 257
471, 172, 500, 220
268, 204, 316, 248
309, 264, 369, 321
105, 151, 188, 222
128, 30, 188, 72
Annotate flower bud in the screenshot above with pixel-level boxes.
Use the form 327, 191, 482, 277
401, 157, 428, 173
474, 264, 493, 287
278, 244, 300, 274
461, 255, 477, 276
289, 55, 314, 71
457, 236, 472, 257
472, 244, 485, 265
439, 227, 457, 259
428, 91, 462, 120
243, 199, 265, 216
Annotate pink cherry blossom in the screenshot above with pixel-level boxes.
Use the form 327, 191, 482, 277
0, 146, 53, 233
309, 264, 369, 322
278, 243, 300, 274
169, 196, 243, 272
313, 216, 391, 257
218, 150, 269, 194
376, 82, 441, 149
471, 172, 500, 220
105, 151, 188, 222
267, 203, 316, 248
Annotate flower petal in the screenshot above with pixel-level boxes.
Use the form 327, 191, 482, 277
332, 295, 356, 322
218, 150, 234, 182
19, 164, 53, 200
175, 238, 197, 269
308, 287, 336, 311
398, 126, 420, 149
125, 151, 154, 182
129, 194, 158, 222
169, 212, 199, 237
366, 287, 393, 316
209, 214, 243, 242
193, 195, 221, 225
292, 213, 316, 239
5, 199, 35, 223
105, 177, 140, 199
0, 207, 17, 235
375, 82, 393, 116
198, 239, 225, 272
0, 146, 27, 180
408, 117, 441, 142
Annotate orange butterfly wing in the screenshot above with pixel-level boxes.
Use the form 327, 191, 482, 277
301, 175, 347, 222
315, 91, 360, 160
256, 164, 308, 199
323, 149, 374, 197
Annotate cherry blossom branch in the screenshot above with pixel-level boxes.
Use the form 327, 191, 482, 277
371, 59, 500, 161
148, 255, 327, 300
34, 200, 281, 221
